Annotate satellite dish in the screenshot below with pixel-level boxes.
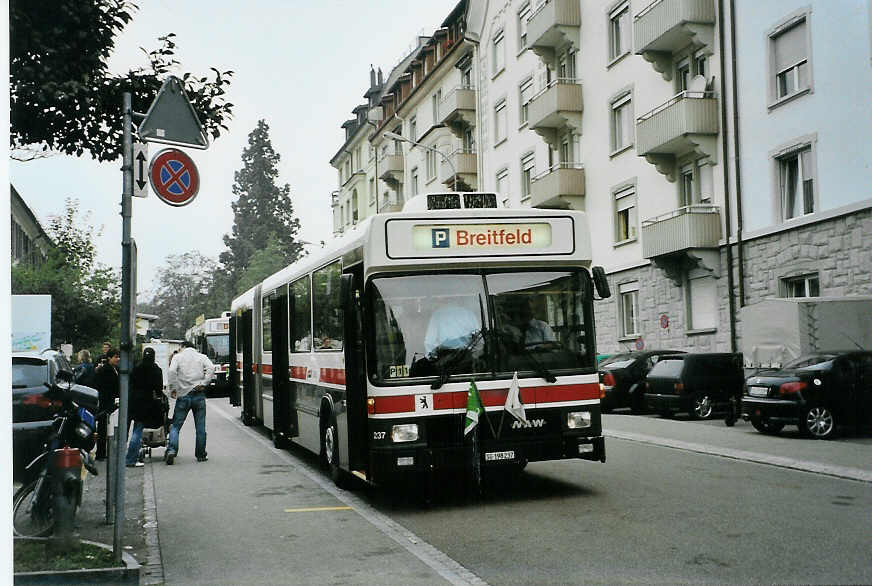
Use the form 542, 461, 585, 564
688, 74, 707, 94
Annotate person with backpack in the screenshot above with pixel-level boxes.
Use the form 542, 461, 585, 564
125, 347, 165, 467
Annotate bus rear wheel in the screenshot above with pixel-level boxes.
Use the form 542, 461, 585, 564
321, 417, 347, 489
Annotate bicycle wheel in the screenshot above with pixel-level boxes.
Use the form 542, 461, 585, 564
12, 479, 55, 537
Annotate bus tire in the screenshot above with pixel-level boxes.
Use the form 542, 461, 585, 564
321, 416, 347, 489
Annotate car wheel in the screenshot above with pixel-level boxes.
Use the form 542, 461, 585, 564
691, 395, 713, 420
801, 406, 836, 439
750, 417, 784, 434
321, 416, 347, 488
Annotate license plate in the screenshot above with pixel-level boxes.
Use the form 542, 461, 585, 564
485, 450, 515, 462
748, 386, 769, 397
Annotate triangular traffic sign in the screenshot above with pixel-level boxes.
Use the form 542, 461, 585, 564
137, 76, 209, 149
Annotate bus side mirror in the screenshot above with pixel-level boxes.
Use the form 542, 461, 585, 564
592, 266, 611, 299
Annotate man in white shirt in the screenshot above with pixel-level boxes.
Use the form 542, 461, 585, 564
165, 341, 215, 464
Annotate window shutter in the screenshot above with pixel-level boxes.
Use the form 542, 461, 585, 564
774, 21, 806, 71
689, 277, 717, 329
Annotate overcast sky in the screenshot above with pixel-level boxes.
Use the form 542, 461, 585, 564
9, 0, 457, 300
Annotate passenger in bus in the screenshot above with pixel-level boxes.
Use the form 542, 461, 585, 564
423, 302, 481, 356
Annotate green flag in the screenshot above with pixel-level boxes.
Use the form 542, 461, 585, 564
464, 380, 484, 436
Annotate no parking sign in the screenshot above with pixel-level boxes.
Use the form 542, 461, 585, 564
149, 148, 200, 207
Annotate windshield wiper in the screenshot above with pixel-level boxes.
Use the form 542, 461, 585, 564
430, 329, 484, 390
492, 330, 556, 383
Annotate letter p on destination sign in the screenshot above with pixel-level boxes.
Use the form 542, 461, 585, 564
431, 228, 450, 248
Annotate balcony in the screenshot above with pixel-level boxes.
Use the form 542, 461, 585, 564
439, 86, 476, 136
528, 0, 581, 64
527, 79, 583, 148
634, 0, 715, 79
642, 204, 720, 258
378, 153, 404, 187
636, 91, 718, 180
441, 149, 478, 191
529, 163, 585, 209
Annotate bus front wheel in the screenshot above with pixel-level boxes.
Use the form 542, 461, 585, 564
321, 416, 347, 489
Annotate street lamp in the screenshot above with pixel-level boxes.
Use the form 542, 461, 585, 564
382, 131, 458, 191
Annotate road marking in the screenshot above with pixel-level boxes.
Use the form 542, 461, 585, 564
210, 402, 487, 586
284, 506, 353, 513
605, 430, 872, 483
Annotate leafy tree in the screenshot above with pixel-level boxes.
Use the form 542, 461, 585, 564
12, 199, 120, 350
10, 0, 233, 161
221, 120, 304, 284
147, 251, 222, 339
235, 234, 300, 294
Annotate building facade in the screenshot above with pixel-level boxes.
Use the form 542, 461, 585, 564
10, 185, 51, 266
329, 0, 872, 358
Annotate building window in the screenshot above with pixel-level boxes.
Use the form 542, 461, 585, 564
411, 167, 419, 196
777, 144, 815, 219
769, 13, 812, 102
461, 65, 473, 88
492, 29, 505, 76
782, 273, 820, 298
351, 190, 359, 223
687, 273, 717, 330
431, 90, 441, 125
496, 167, 509, 206
614, 185, 637, 243
426, 149, 437, 181
463, 127, 475, 152
676, 58, 691, 92
369, 178, 375, 204
610, 91, 633, 153
494, 98, 507, 144
679, 163, 694, 207
608, 2, 630, 62
518, 2, 531, 50
557, 48, 576, 80
409, 116, 417, 142
519, 76, 534, 126
619, 282, 639, 338
521, 152, 535, 201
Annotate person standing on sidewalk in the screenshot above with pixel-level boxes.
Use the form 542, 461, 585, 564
93, 349, 120, 460
125, 347, 165, 467
165, 341, 214, 465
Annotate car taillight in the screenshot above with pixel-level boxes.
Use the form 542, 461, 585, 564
778, 381, 807, 396
674, 382, 684, 394
22, 394, 62, 410
601, 372, 617, 387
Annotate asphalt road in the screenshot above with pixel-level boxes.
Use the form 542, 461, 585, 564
153, 401, 872, 585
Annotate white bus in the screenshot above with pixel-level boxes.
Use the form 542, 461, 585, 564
230, 193, 611, 490
186, 312, 231, 396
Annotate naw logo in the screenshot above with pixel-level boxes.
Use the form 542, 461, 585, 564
511, 418, 546, 429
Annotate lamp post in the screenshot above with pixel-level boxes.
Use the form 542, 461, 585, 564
382, 131, 458, 192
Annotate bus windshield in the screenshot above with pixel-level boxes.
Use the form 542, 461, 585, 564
368, 270, 594, 384
205, 334, 231, 364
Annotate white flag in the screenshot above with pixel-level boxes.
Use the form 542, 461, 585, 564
504, 371, 527, 424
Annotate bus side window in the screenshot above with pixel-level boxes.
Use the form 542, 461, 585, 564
313, 261, 343, 351
290, 275, 312, 352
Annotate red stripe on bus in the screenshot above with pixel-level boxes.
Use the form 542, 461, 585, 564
289, 366, 307, 380
374, 383, 599, 414
320, 368, 346, 385
262, 364, 273, 375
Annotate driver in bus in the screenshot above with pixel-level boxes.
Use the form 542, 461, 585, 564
504, 297, 557, 347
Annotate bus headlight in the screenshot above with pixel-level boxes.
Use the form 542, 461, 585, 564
567, 411, 591, 429
391, 424, 419, 442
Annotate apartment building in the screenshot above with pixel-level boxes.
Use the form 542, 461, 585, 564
11, 185, 51, 266
328, 0, 872, 356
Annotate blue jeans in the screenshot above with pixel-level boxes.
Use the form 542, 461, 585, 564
125, 421, 145, 466
167, 392, 207, 459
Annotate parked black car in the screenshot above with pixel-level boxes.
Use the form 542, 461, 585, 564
644, 353, 744, 419
742, 350, 872, 439
12, 350, 99, 480
599, 350, 686, 413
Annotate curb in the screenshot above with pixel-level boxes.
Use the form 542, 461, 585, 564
141, 458, 165, 584
13, 537, 141, 585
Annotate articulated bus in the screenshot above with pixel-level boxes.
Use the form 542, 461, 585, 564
229, 193, 611, 489
186, 312, 232, 396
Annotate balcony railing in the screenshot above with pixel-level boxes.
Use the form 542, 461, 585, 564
634, 0, 715, 55
641, 204, 721, 258
636, 90, 718, 156
527, 78, 583, 133
528, 0, 581, 59
439, 85, 476, 128
442, 148, 478, 175
529, 162, 585, 209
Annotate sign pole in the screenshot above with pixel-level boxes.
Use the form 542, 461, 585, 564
114, 92, 135, 563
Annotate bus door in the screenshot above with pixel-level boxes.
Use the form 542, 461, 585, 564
261, 289, 275, 431
270, 288, 295, 447
229, 316, 240, 406
241, 309, 256, 425
341, 270, 367, 474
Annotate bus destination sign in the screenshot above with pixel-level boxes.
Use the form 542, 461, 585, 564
414, 223, 552, 250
